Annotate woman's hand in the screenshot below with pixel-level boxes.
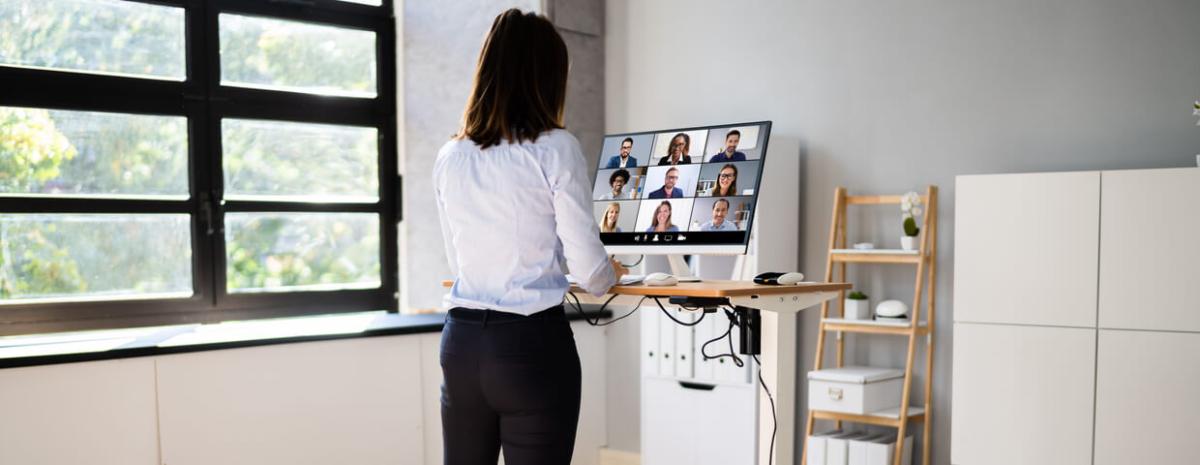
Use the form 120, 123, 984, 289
611, 257, 629, 282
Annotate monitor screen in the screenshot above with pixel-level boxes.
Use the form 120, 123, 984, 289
590, 121, 771, 255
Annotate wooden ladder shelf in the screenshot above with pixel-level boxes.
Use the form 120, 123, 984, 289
801, 186, 939, 465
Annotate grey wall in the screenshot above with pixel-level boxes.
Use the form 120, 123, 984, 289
604, 0, 1200, 463
400, 0, 606, 311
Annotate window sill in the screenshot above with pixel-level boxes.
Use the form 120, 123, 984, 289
0, 306, 611, 369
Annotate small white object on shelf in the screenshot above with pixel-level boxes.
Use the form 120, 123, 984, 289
853, 242, 876, 250
808, 366, 905, 414
900, 236, 917, 251
875, 300, 909, 319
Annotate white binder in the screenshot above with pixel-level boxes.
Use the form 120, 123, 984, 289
641, 307, 659, 376
657, 308, 675, 377
674, 309, 695, 379
828, 432, 871, 465
694, 312, 716, 382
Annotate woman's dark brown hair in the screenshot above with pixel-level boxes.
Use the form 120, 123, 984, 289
458, 9, 570, 149
666, 133, 690, 157
711, 163, 738, 196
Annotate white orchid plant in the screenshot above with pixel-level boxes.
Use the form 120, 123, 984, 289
901, 191, 923, 237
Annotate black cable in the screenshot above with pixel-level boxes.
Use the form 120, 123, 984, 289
699, 315, 739, 365
752, 354, 777, 465
565, 292, 648, 327
652, 297, 706, 326
617, 254, 644, 268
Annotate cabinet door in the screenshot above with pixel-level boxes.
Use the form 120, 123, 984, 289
950, 323, 1095, 465
1099, 168, 1200, 331
954, 172, 1100, 327
642, 377, 757, 465
1094, 330, 1200, 465
0, 359, 159, 465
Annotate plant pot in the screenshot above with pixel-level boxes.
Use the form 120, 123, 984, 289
900, 236, 917, 251
844, 299, 871, 320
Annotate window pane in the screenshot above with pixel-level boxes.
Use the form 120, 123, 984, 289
0, 214, 193, 303
225, 213, 380, 293
0, 0, 185, 80
222, 119, 378, 202
0, 107, 188, 198
219, 14, 377, 97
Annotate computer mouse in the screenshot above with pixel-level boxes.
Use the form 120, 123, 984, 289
643, 272, 678, 286
777, 272, 805, 285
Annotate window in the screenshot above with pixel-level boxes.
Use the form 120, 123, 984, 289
0, 0, 398, 335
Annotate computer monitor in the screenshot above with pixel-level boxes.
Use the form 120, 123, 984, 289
590, 121, 771, 255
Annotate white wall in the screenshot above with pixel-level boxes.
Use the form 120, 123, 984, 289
604, 0, 1200, 462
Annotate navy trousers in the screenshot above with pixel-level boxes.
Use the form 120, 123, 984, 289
440, 306, 581, 465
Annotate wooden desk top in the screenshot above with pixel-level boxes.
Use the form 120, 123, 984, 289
441, 279, 850, 298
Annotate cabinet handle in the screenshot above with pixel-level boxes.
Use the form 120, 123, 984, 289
828, 387, 843, 400
679, 381, 716, 391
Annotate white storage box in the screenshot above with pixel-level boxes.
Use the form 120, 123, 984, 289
827, 431, 872, 465
808, 366, 904, 414
848, 434, 889, 465
865, 434, 912, 465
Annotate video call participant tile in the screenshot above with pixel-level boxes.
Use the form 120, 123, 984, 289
650, 129, 708, 166
694, 160, 761, 197
634, 198, 695, 233
689, 196, 754, 232
592, 200, 639, 233
641, 164, 700, 199
702, 125, 764, 162
596, 133, 653, 169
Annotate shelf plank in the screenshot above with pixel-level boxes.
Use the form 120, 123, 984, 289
811, 406, 926, 428
830, 251, 923, 264
830, 248, 919, 255
822, 318, 929, 335
844, 194, 927, 205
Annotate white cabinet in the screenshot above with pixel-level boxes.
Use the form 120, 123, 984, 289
953, 167, 1200, 465
1094, 330, 1200, 465
0, 359, 160, 465
156, 337, 426, 465
950, 323, 1095, 465
954, 172, 1100, 327
642, 377, 757, 465
1099, 168, 1200, 332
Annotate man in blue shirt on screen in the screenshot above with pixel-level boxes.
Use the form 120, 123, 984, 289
604, 137, 638, 168
647, 167, 684, 199
708, 129, 747, 163
699, 198, 739, 231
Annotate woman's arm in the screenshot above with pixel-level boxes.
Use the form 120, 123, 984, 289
545, 133, 617, 296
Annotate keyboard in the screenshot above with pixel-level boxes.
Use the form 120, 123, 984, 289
565, 274, 645, 285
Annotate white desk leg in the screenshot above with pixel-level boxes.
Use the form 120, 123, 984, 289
758, 309, 798, 465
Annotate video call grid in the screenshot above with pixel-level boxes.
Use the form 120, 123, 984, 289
591, 123, 767, 238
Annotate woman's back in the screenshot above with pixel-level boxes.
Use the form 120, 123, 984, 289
434, 129, 612, 315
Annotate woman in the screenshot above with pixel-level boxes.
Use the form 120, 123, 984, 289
710, 163, 738, 197
600, 202, 622, 232
645, 200, 680, 232
432, 9, 626, 465
599, 169, 630, 200
657, 132, 692, 165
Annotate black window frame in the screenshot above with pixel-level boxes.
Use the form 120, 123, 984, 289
0, 0, 399, 336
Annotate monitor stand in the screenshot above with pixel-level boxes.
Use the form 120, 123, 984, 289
667, 255, 703, 282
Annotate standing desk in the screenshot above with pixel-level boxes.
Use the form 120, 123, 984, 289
444, 279, 849, 465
